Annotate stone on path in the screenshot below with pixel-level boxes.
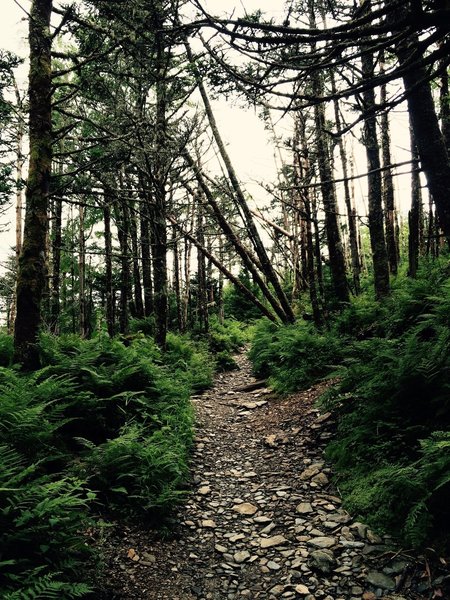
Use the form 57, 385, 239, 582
366, 570, 396, 590
201, 519, 217, 528
309, 549, 336, 573
260, 535, 288, 548
234, 550, 250, 564
232, 502, 258, 515
296, 502, 313, 514
307, 536, 336, 549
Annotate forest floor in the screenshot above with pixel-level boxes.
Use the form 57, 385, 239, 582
97, 351, 448, 600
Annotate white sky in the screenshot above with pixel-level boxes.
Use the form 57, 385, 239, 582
0, 0, 415, 265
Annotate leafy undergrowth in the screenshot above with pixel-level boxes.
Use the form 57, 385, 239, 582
250, 261, 450, 550
0, 332, 213, 598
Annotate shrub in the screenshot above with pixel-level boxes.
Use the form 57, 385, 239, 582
324, 264, 450, 549
164, 333, 214, 392
80, 422, 192, 516
249, 318, 343, 393
0, 331, 198, 595
207, 317, 248, 353
0, 333, 13, 367
0, 445, 94, 599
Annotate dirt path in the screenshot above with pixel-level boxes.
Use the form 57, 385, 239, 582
98, 352, 443, 600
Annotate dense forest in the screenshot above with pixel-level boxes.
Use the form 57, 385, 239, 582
0, 0, 449, 598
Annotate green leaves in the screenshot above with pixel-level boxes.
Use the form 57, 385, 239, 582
0, 331, 197, 596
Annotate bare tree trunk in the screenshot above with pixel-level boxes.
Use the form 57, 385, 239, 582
408, 125, 422, 277
360, 2, 390, 299
50, 193, 62, 333
9, 87, 25, 334
388, 1, 450, 240
313, 94, 349, 304
103, 197, 115, 337
308, 1, 348, 306
14, 0, 53, 369
331, 82, 361, 294
130, 200, 144, 319
182, 197, 195, 332
293, 112, 322, 324
196, 207, 209, 333
170, 216, 277, 322
140, 190, 154, 318
184, 155, 286, 322
153, 25, 168, 348
115, 199, 131, 335
187, 43, 295, 323
78, 204, 86, 337
218, 235, 225, 324
380, 61, 399, 276
172, 225, 182, 331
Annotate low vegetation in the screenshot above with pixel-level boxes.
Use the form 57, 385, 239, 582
0, 330, 221, 598
249, 261, 450, 550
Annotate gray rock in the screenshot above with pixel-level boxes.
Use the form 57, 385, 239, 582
296, 502, 313, 514
366, 570, 396, 590
307, 537, 336, 549
309, 549, 336, 574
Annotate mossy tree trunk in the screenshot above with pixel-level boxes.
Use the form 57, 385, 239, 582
13, 0, 53, 369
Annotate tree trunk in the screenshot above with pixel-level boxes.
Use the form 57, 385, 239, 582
187, 43, 295, 323
360, 3, 390, 299
78, 204, 86, 336
184, 154, 287, 322
103, 198, 115, 337
313, 94, 349, 304
115, 199, 131, 335
388, 2, 450, 239
293, 112, 322, 325
50, 194, 62, 333
331, 79, 361, 294
140, 190, 154, 318
172, 225, 182, 331
408, 125, 423, 277
130, 200, 144, 319
14, 0, 53, 369
153, 26, 168, 349
218, 236, 225, 324
169, 216, 277, 322
196, 207, 209, 333
380, 63, 399, 276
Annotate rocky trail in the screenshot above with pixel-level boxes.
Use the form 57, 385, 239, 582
98, 351, 448, 600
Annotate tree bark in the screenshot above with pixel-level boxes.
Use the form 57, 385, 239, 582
380, 61, 399, 276
408, 125, 422, 278
187, 43, 295, 323
360, 2, 390, 298
184, 154, 286, 322
388, 1, 450, 239
172, 225, 182, 331
313, 93, 350, 304
115, 198, 131, 335
331, 79, 361, 294
103, 195, 115, 336
14, 0, 53, 369
152, 24, 168, 348
169, 216, 277, 322
129, 200, 144, 319
78, 204, 86, 336
196, 207, 209, 333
